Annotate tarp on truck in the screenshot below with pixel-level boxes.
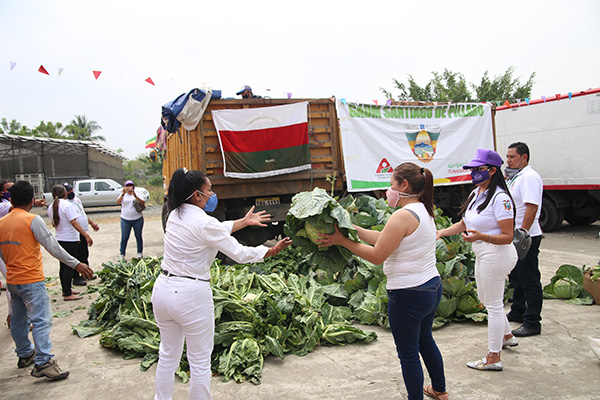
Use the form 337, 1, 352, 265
336, 100, 494, 191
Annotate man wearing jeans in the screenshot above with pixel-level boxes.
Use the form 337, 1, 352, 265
506, 142, 544, 337
0, 181, 93, 380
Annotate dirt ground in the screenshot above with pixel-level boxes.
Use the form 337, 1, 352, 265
1, 206, 599, 399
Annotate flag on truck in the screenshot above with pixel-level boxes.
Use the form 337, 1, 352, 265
336, 100, 494, 191
212, 102, 311, 179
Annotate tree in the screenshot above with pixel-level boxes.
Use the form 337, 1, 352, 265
0, 118, 30, 135
31, 121, 67, 139
63, 114, 106, 142
381, 67, 536, 103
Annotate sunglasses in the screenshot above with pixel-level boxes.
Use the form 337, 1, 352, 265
470, 166, 490, 171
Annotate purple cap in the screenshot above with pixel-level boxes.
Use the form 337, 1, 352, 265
463, 149, 504, 169
236, 85, 252, 95
124, 180, 134, 186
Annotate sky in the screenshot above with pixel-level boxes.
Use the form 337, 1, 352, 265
1, 0, 598, 159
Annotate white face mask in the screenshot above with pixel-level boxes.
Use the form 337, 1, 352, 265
386, 188, 417, 208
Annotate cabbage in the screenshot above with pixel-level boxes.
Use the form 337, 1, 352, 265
304, 219, 334, 246
457, 293, 484, 315
436, 295, 458, 319
553, 278, 581, 299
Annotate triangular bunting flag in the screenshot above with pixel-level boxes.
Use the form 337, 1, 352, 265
373, 100, 378, 105
568, 92, 573, 100
10, 62, 16, 70
341, 98, 347, 105
555, 94, 560, 100
525, 98, 530, 105
145, 77, 155, 86
503, 100, 510, 106
386, 99, 392, 105
38, 65, 49, 75
287, 92, 292, 99
541, 96, 547, 103
93, 70, 102, 80
58, 68, 64, 75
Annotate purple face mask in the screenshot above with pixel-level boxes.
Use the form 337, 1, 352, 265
471, 169, 490, 185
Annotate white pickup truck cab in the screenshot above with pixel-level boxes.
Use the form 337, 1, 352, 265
44, 179, 150, 207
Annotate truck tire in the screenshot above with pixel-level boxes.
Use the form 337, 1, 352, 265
540, 197, 564, 232
565, 215, 598, 226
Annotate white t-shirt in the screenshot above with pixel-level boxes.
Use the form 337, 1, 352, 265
463, 188, 514, 236
162, 203, 268, 280
47, 198, 80, 242
0, 198, 11, 218
384, 202, 440, 290
68, 197, 89, 232
120, 193, 143, 221
507, 165, 543, 236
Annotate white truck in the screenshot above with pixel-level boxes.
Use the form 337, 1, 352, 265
44, 178, 150, 207
495, 88, 600, 231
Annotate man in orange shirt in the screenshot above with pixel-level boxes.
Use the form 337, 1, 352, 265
0, 181, 93, 381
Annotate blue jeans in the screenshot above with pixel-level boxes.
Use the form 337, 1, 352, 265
7, 280, 54, 366
388, 276, 445, 400
509, 235, 543, 329
120, 217, 144, 256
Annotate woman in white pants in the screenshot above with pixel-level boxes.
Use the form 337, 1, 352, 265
152, 168, 292, 400
437, 149, 518, 371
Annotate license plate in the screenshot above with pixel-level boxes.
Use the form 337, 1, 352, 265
256, 197, 280, 206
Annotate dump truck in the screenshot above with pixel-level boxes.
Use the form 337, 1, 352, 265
161, 98, 344, 246
495, 88, 600, 231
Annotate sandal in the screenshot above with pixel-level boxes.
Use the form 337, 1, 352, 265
424, 384, 449, 400
63, 295, 83, 301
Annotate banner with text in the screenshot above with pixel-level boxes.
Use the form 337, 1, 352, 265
336, 100, 494, 191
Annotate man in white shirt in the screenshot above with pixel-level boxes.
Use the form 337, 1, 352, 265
506, 142, 544, 337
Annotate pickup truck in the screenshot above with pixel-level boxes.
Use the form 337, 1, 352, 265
44, 178, 150, 207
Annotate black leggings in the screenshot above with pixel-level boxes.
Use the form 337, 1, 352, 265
58, 240, 79, 296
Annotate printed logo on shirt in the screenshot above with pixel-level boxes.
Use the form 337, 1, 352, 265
503, 199, 512, 212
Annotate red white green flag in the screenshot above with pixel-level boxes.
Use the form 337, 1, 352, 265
212, 102, 311, 179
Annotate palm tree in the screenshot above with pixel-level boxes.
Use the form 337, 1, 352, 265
64, 114, 106, 141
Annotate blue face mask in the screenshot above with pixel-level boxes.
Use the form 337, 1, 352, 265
471, 169, 490, 185
2, 192, 10, 201
201, 192, 218, 212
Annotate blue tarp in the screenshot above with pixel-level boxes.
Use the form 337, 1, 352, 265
161, 88, 221, 133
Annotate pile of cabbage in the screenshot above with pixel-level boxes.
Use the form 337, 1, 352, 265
543, 264, 593, 305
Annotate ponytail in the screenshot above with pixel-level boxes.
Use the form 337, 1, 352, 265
392, 162, 435, 218
51, 185, 66, 227
167, 168, 208, 212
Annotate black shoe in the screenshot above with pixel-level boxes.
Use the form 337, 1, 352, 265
17, 350, 35, 368
512, 324, 541, 337
507, 312, 523, 323
73, 279, 88, 286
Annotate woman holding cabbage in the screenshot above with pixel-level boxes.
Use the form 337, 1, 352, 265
318, 162, 448, 400
437, 149, 518, 372
151, 168, 292, 400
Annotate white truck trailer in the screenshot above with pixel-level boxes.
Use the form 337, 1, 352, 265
495, 88, 600, 231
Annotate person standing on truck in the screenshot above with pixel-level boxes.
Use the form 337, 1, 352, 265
505, 142, 544, 337
0, 181, 94, 380
117, 179, 145, 259
62, 183, 99, 286
47, 185, 94, 301
151, 168, 292, 400
437, 149, 519, 371
236, 85, 262, 99
317, 163, 448, 400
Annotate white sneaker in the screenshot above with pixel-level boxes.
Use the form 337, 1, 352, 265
502, 336, 519, 348
137, 253, 143, 258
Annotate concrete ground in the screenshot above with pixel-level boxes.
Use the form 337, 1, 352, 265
0, 206, 599, 399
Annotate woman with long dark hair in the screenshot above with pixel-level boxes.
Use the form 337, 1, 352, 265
437, 149, 518, 371
151, 168, 292, 400
47, 185, 93, 301
318, 162, 448, 400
